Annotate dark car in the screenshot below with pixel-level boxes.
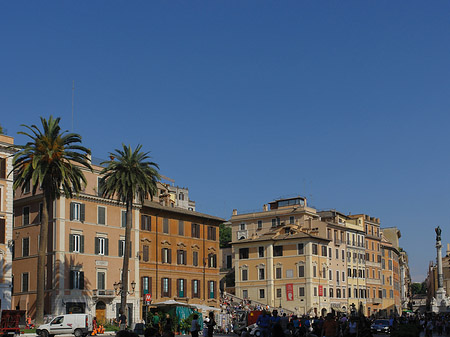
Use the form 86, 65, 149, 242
371, 319, 390, 334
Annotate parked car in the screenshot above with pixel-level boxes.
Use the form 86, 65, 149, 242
370, 319, 390, 335
36, 314, 93, 337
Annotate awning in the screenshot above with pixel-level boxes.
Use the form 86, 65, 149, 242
191, 304, 221, 312
153, 300, 193, 307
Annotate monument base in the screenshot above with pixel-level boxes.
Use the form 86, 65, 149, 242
431, 289, 450, 313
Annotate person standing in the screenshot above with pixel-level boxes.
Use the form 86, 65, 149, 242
191, 314, 200, 337
257, 311, 270, 337
118, 310, 127, 331
321, 314, 338, 337
207, 312, 216, 337
347, 317, 358, 337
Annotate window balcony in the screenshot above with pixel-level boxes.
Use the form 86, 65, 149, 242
92, 289, 115, 298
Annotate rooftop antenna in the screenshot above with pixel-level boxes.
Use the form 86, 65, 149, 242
71, 80, 75, 131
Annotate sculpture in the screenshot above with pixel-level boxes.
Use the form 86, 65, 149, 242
435, 226, 442, 242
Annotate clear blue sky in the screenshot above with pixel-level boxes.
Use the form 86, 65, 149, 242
2, 1, 450, 282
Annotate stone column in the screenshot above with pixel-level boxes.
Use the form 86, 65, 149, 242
436, 240, 444, 290
267, 243, 274, 307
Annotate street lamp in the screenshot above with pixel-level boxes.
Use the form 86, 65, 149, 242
114, 280, 136, 296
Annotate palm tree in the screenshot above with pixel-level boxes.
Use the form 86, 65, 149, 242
99, 144, 160, 320
12, 116, 91, 324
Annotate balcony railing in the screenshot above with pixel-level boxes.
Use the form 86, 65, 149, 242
92, 289, 115, 298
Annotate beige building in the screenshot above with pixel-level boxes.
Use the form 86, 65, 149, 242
0, 135, 14, 310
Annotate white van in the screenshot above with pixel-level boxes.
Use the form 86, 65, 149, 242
37, 314, 93, 337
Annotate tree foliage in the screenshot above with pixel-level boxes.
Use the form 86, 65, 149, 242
12, 116, 91, 324
411, 282, 427, 295
100, 144, 160, 315
220, 223, 232, 248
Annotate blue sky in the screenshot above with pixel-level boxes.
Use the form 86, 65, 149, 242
1, 1, 450, 282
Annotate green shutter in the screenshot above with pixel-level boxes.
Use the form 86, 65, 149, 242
69, 234, 74, 252
69, 271, 74, 289
80, 235, 85, 253
80, 204, 85, 222
105, 238, 109, 256
70, 203, 74, 220
80, 272, 85, 289
95, 238, 99, 254
119, 240, 123, 257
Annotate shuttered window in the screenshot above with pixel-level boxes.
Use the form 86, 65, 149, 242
192, 280, 200, 298
23, 207, 30, 226
208, 280, 216, 299
118, 240, 132, 257
207, 226, 216, 240
177, 250, 187, 265
97, 272, 105, 290
161, 278, 171, 297
70, 271, 85, 289
142, 276, 152, 295
98, 207, 106, 225
0, 219, 5, 244
191, 223, 200, 238
70, 202, 85, 222
95, 237, 109, 256
162, 248, 172, 264
178, 220, 184, 236
193, 251, 198, 266
163, 218, 169, 234
69, 234, 84, 253
141, 215, 151, 231
22, 237, 29, 257
143, 245, 149, 262
0, 157, 6, 179
22, 273, 29, 292
121, 211, 127, 227
177, 279, 186, 298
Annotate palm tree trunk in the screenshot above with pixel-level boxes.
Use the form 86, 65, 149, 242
35, 194, 49, 325
120, 199, 132, 325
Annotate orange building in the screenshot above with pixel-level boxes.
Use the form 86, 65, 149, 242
139, 202, 223, 319
0, 135, 14, 310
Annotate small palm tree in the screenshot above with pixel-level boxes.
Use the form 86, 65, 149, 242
12, 116, 91, 324
99, 144, 160, 318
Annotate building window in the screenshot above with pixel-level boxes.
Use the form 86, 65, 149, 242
141, 215, 151, 231
207, 253, 217, 268
226, 255, 232, 269
22, 237, 29, 257
207, 226, 217, 240
259, 246, 264, 257
97, 271, 105, 290
142, 276, 151, 295
276, 288, 282, 298
23, 207, 30, 226
0, 219, 5, 244
179, 193, 184, 200
312, 244, 318, 255
208, 281, 216, 299
177, 279, 186, 297
242, 269, 248, 281
297, 243, 304, 255
22, 273, 29, 292
69, 234, 84, 253
314, 287, 317, 296
23, 181, 30, 194
313, 265, 317, 277
177, 250, 187, 265
289, 216, 295, 224
321, 245, 327, 257
239, 248, 249, 259
242, 290, 248, 299
143, 245, 149, 262
98, 206, 106, 225
0, 157, 6, 179
162, 248, 172, 264
119, 239, 131, 257
329, 288, 334, 298
193, 251, 198, 266
162, 278, 171, 297
95, 237, 108, 256
276, 267, 282, 279
259, 268, 265, 280
329, 269, 332, 280
259, 289, 265, 299
70, 202, 85, 222
192, 280, 200, 298
299, 287, 305, 296
271, 219, 277, 227
257, 220, 262, 229
298, 265, 305, 277
178, 220, 184, 236
240, 223, 246, 230
70, 270, 84, 289
121, 211, 127, 227
191, 223, 200, 238
274, 246, 283, 257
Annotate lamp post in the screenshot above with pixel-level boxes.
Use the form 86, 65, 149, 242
114, 280, 136, 296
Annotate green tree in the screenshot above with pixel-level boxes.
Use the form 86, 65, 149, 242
99, 144, 160, 317
220, 223, 231, 248
12, 116, 91, 324
0, 123, 4, 134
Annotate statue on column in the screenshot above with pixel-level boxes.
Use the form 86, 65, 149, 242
435, 226, 442, 242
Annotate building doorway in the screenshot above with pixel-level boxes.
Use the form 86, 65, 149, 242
96, 301, 106, 324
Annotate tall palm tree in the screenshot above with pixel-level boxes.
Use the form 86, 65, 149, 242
99, 144, 159, 320
12, 116, 91, 324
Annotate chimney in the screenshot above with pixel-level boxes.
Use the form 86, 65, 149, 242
232, 209, 238, 216
447, 243, 450, 257
263, 204, 268, 212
